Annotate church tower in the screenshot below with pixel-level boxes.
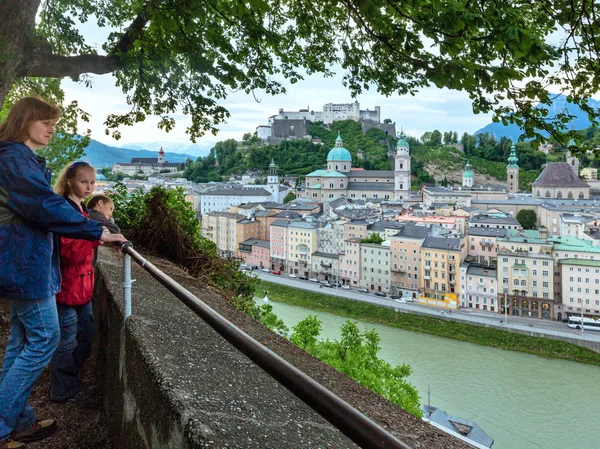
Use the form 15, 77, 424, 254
157, 147, 165, 164
566, 138, 580, 177
462, 161, 474, 188
267, 159, 280, 202
394, 130, 411, 200
507, 144, 519, 193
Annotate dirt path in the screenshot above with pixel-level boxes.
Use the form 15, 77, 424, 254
0, 301, 114, 449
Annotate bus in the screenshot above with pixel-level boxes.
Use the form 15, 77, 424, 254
567, 316, 600, 331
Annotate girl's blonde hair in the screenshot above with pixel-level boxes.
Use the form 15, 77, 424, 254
0, 97, 60, 142
54, 161, 95, 197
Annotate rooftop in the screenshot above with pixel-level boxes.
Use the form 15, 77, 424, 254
239, 238, 270, 248
422, 236, 463, 251
305, 169, 347, 178
346, 181, 395, 191
467, 227, 508, 237
533, 162, 590, 187
560, 258, 600, 268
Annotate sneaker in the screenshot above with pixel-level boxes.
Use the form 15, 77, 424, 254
10, 419, 57, 444
0, 440, 26, 449
66, 383, 98, 403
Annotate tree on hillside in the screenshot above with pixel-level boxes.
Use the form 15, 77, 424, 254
290, 317, 422, 417
3, 1, 600, 148
516, 209, 537, 230
283, 191, 296, 203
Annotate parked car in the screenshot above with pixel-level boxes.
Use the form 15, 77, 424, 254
331, 282, 341, 287
394, 298, 407, 304
390, 295, 401, 300
261, 268, 270, 273
251, 265, 259, 270
272, 270, 281, 275
357, 288, 369, 293
299, 275, 309, 280
341, 285, 351, 290
321, 282, 332, 288
374, 291, 387, 297
240, 263, 250, 270
288, 273, 297, 278
309, 278, 319, 283
404, 297, 415, 303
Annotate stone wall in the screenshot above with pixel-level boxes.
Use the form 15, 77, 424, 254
93, 247, 471, 449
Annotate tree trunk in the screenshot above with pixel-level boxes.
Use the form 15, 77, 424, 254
0, 0, 40, 106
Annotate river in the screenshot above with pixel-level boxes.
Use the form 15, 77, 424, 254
264, 300, 600, 449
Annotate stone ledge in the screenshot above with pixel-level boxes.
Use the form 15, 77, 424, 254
94, 247, 470, 449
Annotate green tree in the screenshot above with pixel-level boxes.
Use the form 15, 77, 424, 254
283, 191, 296, 203
383, 118, 392, 124
4, 0, 600, 144
516, 209, 537, 230
430, 130, 442, 146
360, 233, 384, 245
290, 318, 422, 417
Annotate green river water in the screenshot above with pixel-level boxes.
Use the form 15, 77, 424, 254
265, 300, 600, 449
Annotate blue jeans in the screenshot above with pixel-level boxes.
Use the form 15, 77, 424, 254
0, 296, 60, 442
50, 302, 94, 401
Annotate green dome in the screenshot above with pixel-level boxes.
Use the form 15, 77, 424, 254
508, 144, 519, 167
463, 161, 473, 178
327, 133, 352, 162
396, 130, 410, 149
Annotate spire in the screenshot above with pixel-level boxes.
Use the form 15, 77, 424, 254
269, 158, 276, 167
508, 144, 519, 168
335, 132, 343, 147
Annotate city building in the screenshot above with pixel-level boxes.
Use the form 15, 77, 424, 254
311, 252, 340, 283
270, 219, 290, 272
389, 223, 448, 298
287, 221, 319, 276
200, 185, 274, 215
532, 162, 590, 200
239, 239, 271, 269
462, 162, 474, 188
360, 242, 391, 293
419, 236, 467, 309
496, 230, 555, 319
559, 259, 600, 320
303, 133, 412, 202
459, 264, 498, 312
466, 227, 507, 265
201, 211, 260, 258
111, 148, 185, 176
469, 212, 522, 230
270, 101, 380, 125
507, 145, 519, 193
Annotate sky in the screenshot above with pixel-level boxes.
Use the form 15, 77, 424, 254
62, 72, 495, 149
60, 16, 496, 150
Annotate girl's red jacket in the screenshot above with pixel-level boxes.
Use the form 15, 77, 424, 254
56, 198, 102, 306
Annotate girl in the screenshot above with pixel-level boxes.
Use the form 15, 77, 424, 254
49, 163, 106, 403
0, 97, 127, 449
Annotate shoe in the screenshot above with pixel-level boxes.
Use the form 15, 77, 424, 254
0, 440, 26, 449
10, 419, 57, 444
66, 383, 98, 403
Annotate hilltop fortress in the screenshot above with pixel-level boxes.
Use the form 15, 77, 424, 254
256, 101, 395, 142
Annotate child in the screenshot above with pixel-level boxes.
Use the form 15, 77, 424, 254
87, 194, 121, 265
48, 162, 109, 403
0, 97, 127, 449
87, 194, 120, 235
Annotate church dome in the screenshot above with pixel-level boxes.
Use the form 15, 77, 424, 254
327, 133, 352, 162
396, 131, 410, 150
463, 162, 473, 178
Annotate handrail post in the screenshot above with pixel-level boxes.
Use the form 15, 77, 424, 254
122, 242, 134, 318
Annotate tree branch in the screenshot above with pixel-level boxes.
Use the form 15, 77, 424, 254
19, 53, 120, 78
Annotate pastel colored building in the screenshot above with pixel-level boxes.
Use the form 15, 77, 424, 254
287, 221, 319, 276
419, 236, 467, 309
466, 228, 507, 265
459, 264, 498, 312
360, 243, 391, 293
239, 239, 271, 269
270, 219, 290, 272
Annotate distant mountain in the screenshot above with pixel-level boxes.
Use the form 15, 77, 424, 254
81, 139, 196, 168
474, 94, 600, 140
117, 140, 215, 157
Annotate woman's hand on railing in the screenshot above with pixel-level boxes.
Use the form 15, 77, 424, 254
101, 233, 129, 245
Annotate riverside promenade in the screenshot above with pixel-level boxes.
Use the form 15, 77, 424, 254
255, 272, 600, 353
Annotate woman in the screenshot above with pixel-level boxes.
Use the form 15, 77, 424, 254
0, 97, 127, 448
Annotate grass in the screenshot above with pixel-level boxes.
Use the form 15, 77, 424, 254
257, 280, 600, 366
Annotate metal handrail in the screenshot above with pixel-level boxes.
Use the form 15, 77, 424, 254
120, 243, 412, 449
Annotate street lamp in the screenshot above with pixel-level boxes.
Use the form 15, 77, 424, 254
504, 293, 508, 324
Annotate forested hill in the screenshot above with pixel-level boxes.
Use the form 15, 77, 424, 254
184, 121, 600, 189
183, 121, 393, 183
